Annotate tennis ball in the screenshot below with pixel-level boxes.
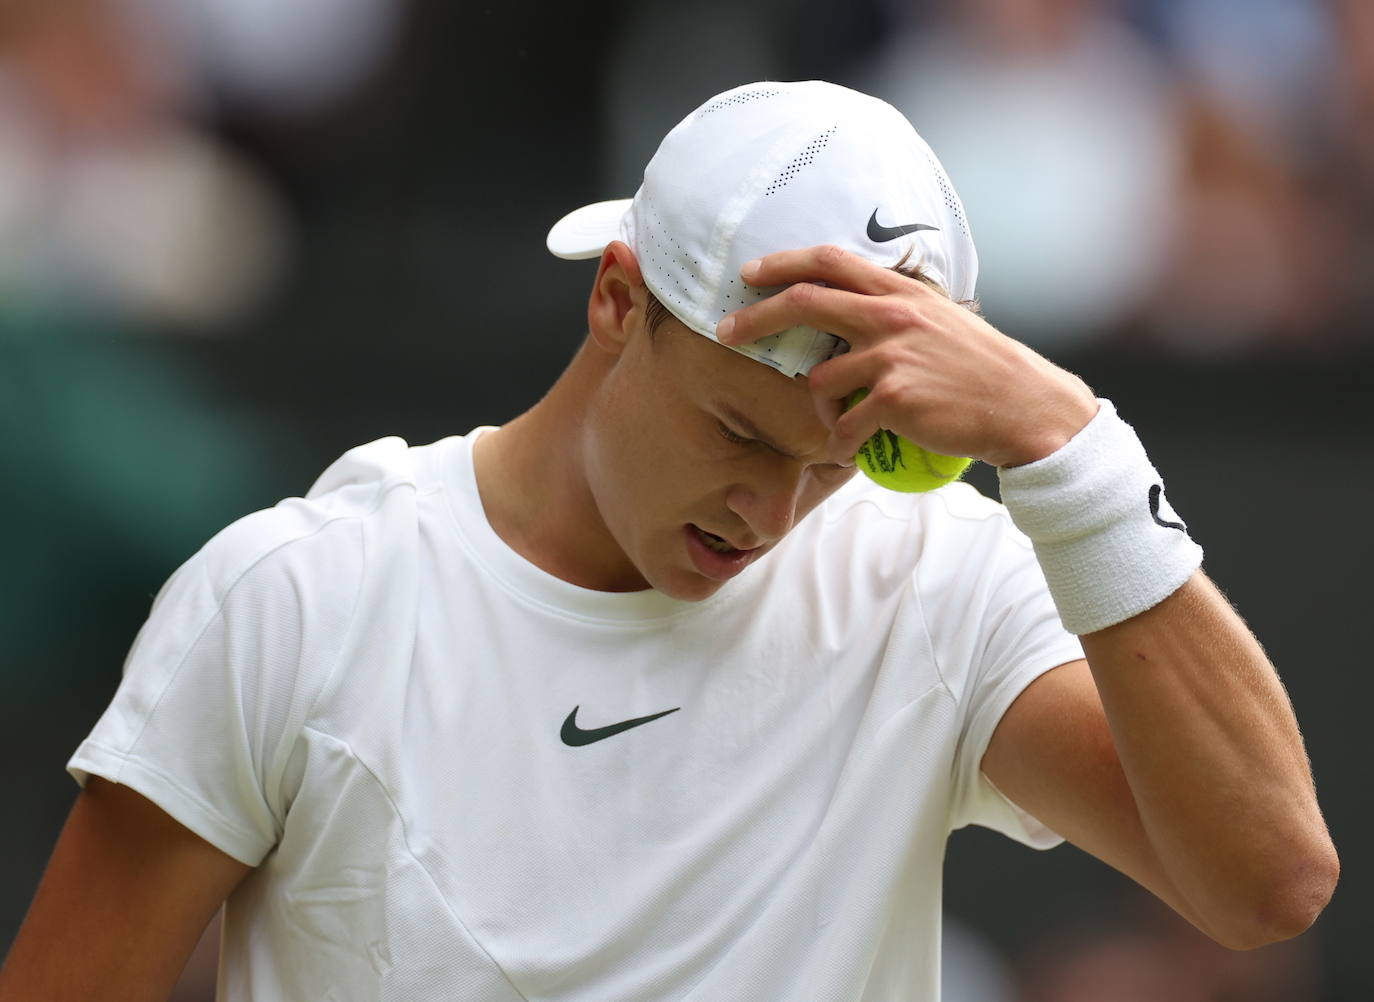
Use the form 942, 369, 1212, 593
846, 389, 972, 493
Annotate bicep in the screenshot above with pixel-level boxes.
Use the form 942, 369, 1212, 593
0, 777, 252, 1002
979, 660, 1207, 930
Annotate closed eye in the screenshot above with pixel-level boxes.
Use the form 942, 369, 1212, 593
718, 422, 754, 446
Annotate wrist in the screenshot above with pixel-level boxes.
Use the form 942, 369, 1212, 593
997, 399, 1203, 635
988, 376, 1099, 470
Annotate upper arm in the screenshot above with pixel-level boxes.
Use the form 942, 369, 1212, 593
0, 777, 252, 1002
979, 659, 1207, 930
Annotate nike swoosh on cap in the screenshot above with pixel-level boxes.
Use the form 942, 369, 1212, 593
867, 209, 938, 243
560, 705, 681, 747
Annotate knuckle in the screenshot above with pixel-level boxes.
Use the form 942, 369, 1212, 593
836, 431, 866, 463
816, 243, 846, 267
867, 381, 900, 409
831, 416, 861, 451
890, 378, 925, 410
871, 341, 908, 370
788, 282, 818, 309
873, 298, 921, 330
805, 362, 834, 394
871, 379, 922, 417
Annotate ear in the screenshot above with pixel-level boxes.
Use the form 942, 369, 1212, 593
587, 241, 645, 356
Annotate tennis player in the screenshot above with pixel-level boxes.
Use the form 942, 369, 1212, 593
0, 81, 1337, 1001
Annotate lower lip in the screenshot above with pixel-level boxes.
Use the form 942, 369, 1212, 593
684, 525, 760, 582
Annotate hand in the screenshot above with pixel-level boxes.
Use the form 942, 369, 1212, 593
714, 245, 1099, 469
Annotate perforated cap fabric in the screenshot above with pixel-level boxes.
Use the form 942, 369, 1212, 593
547, 80, 979, 377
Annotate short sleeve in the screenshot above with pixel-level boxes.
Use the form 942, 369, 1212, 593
912, 486, 1084, 848
67, 507, 364, 866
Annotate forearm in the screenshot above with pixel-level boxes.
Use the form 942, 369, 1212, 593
1079, 570, 1338, 946
994, 398, 1337, 947
0, 779, 249, 1002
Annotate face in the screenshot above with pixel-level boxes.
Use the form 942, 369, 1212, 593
582, 303, 856, 602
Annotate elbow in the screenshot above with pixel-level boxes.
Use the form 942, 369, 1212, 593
1209, 839, 1340, 951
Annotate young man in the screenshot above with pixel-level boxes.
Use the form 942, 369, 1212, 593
1, 81, 1337, 1001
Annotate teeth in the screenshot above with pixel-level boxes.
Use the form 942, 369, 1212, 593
697, 528, 737, 554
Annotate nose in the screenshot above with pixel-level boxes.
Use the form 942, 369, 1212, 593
725, 460, 808, 543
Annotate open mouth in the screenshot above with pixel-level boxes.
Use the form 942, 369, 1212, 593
692, 525, 740, 554
685, 524, 762, 582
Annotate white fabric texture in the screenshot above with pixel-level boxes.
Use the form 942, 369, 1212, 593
546, 81, 978, 378
997, 399, 1204, 634
69, 431, 1082, 1002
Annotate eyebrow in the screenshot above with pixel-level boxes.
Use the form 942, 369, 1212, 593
719, 403, 799, 459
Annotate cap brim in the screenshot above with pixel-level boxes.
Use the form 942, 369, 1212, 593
546, 198, 632, 260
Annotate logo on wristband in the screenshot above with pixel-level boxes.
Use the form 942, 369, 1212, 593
1148, 484, 1187, 532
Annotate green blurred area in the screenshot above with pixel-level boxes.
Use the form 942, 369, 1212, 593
0, 305, 303, 695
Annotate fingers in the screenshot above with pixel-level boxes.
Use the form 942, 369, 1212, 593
713, 242, 971, 464
804, 348, 883, 406
714, 244, 939, 350
806, 352, 940, 464
804, 352, 891, 462
717, 245, 918, 348
716, 282, 873, 346
807, 380, 845, 434
741, 244, 904, 297
827, 390, 887, 465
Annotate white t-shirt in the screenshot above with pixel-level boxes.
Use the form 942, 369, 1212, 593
69, 430, 1083, 1002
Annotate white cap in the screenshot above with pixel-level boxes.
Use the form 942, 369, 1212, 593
547, 80, 978, 378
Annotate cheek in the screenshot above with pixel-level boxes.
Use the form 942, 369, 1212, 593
604, 388, 721, 506
584, 384, 693, 541
584, 359, 748, 557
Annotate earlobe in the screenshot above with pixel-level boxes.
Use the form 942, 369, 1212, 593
587, 241, 645, 355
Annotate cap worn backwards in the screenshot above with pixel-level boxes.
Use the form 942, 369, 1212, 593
547, 80, 978, 378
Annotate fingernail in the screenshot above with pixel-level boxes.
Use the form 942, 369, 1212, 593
740, 259, 761, 281
716, 315, 735, 342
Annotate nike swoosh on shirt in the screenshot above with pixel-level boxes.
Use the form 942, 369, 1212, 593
560, 705, 681, 747
867, 209, 938, 243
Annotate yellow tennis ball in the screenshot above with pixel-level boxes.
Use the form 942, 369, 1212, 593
846, 390, 972, 493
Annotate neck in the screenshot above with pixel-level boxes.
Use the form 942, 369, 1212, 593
472, 341, 647, 592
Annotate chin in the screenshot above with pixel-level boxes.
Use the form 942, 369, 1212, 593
650, 567, 726, 603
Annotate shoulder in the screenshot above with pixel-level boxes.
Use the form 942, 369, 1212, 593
157, 435, 463, 639
200, 436, 445, 591
108, 435, 466, 746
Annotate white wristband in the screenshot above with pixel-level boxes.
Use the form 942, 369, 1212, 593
997, 399, 1203, 635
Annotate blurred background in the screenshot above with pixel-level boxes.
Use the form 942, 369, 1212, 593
0, 0, 1369, 998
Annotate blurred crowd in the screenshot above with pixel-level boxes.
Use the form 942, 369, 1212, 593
2, 0, 1370, 352
608, 0, 1374, 352
871, 0, 1374, 352
1, 1, 1366, 1000
0, 0, 403, 670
